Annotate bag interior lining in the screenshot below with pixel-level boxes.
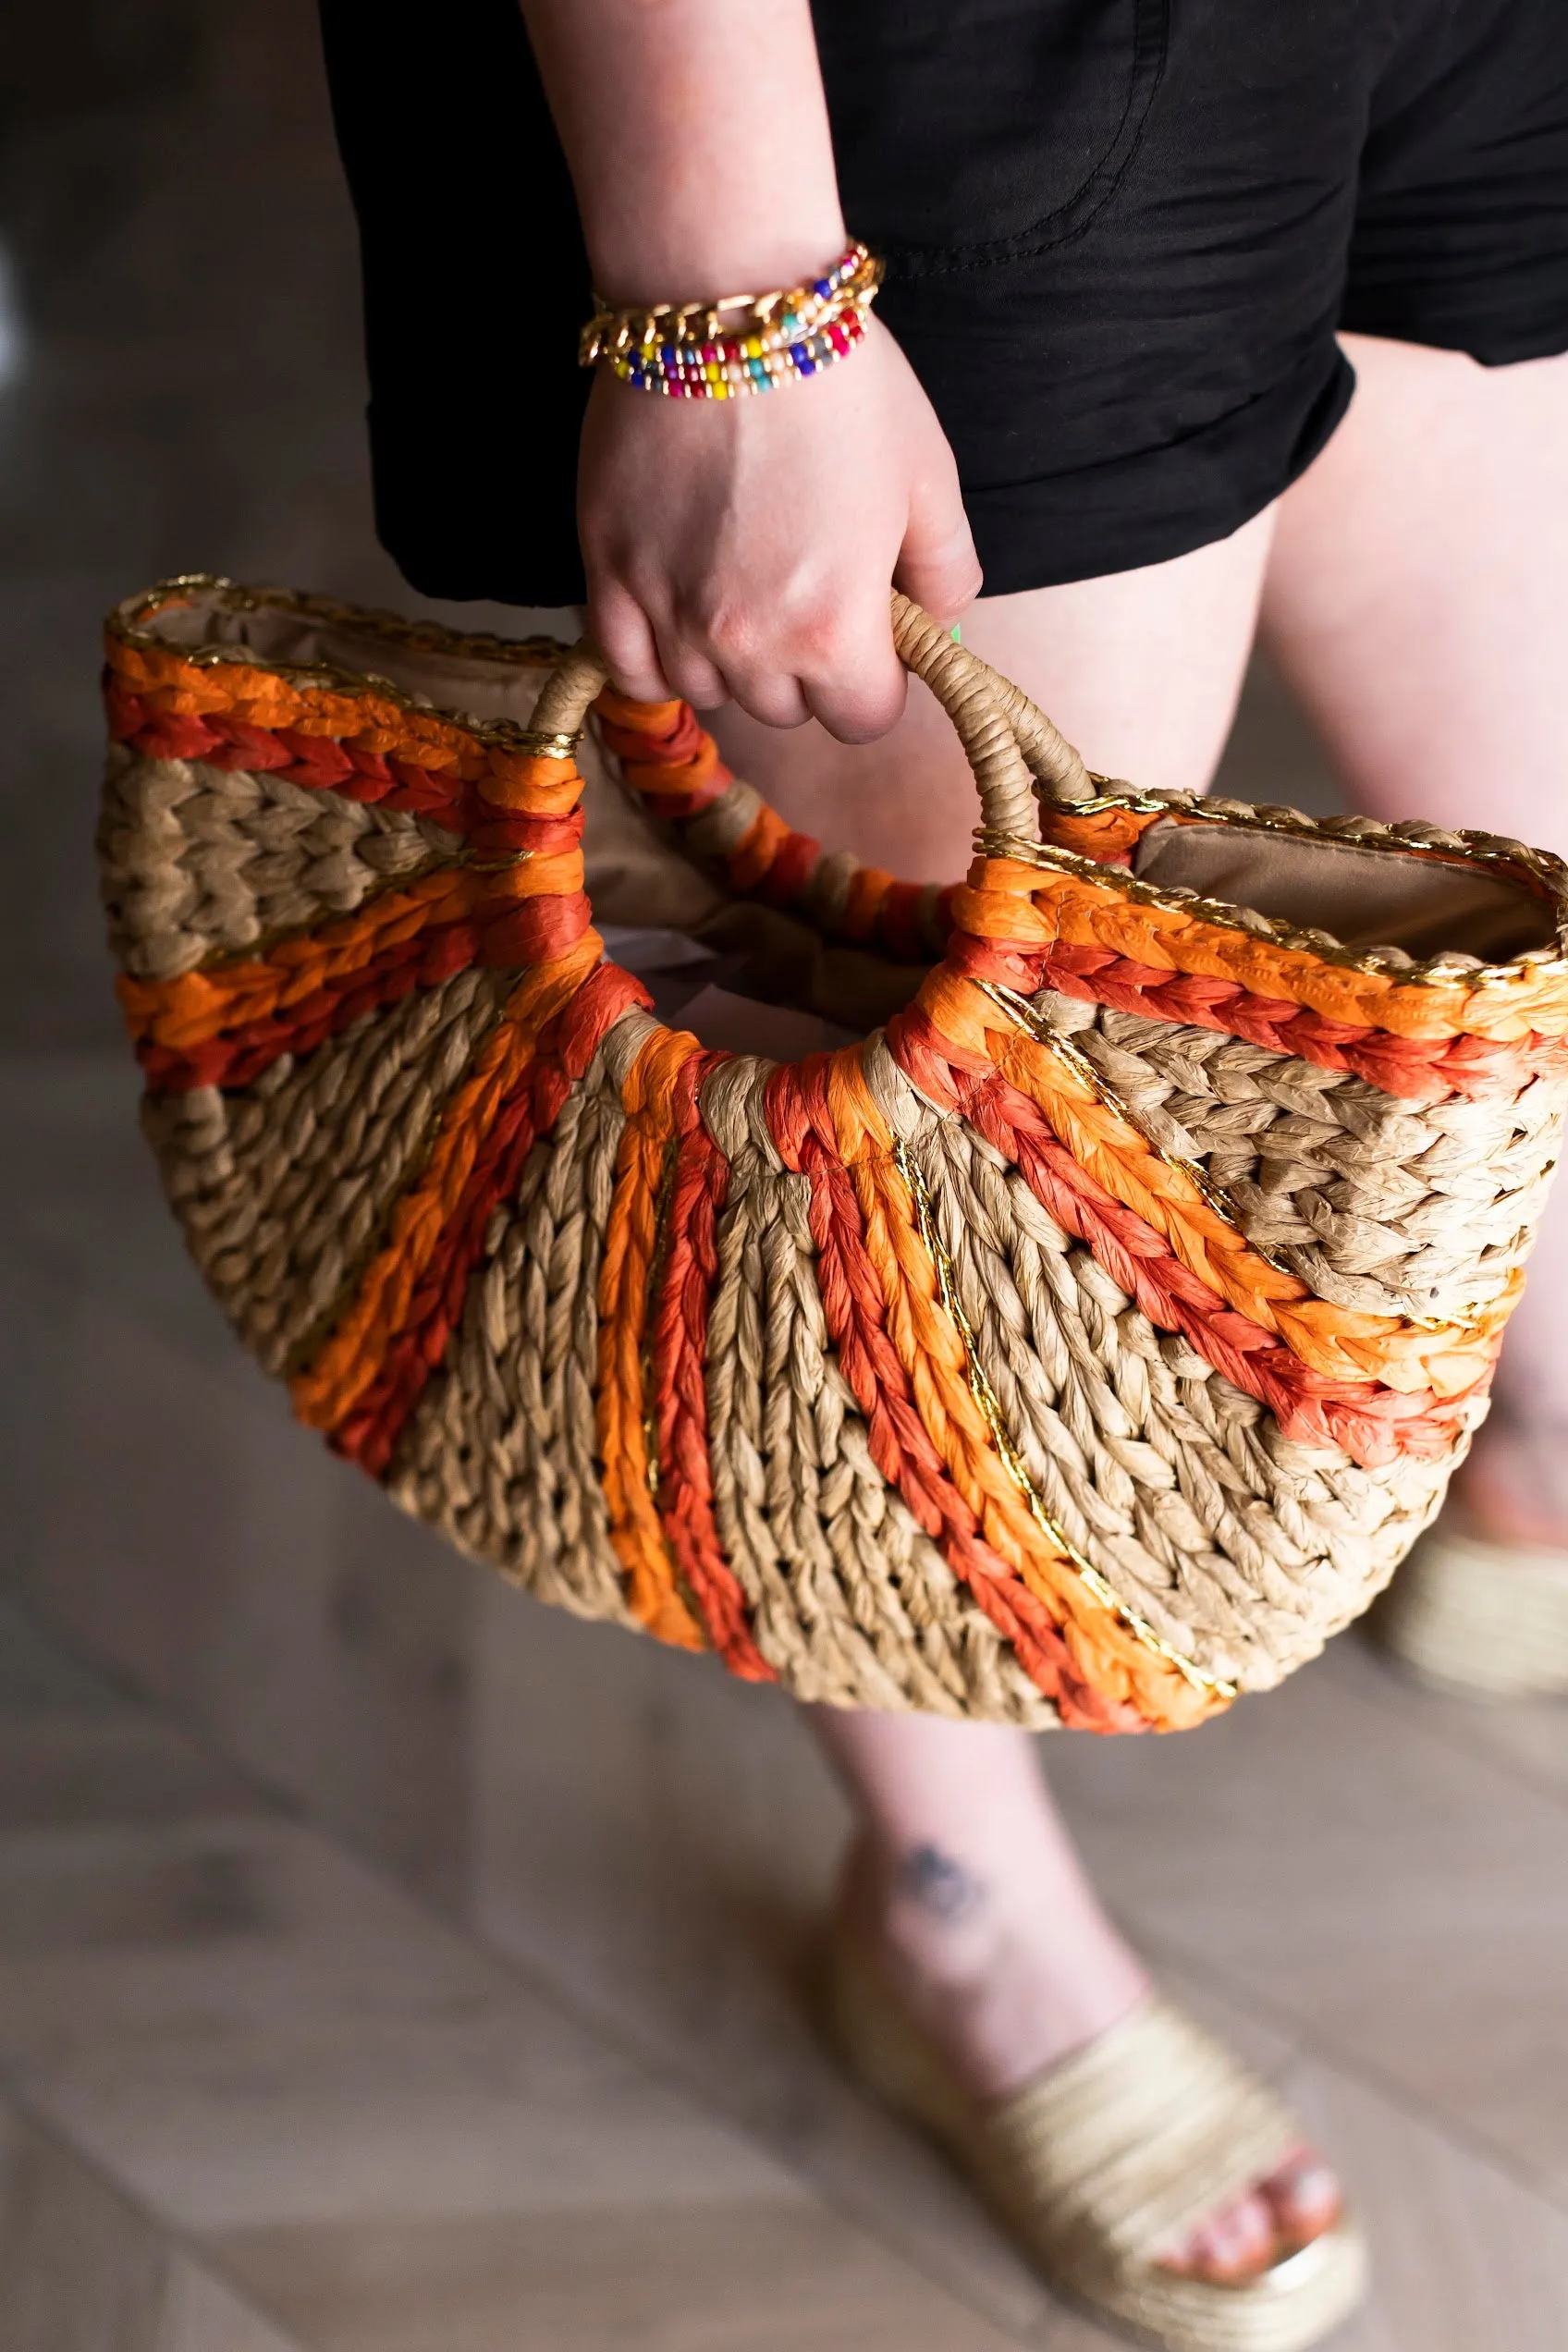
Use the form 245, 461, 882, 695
141, 592, 1558, 971
149, 594, 551, 726
1133, 815, 1556, 962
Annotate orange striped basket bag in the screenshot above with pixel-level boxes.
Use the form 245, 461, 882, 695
97, 574, 1568, 1733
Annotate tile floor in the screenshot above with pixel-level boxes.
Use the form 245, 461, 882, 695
6, 1, 1568, 2344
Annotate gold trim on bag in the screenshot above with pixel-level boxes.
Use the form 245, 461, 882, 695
974, 981, 1301, 1280
973, 808, 1568, 993
973, 976, 1495, 1333
892, 1138, 1236, 1700
108, 575, 578, 755
515, 729, 586, 761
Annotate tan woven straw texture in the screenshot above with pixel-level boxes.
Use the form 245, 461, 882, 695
97, 576, 1568, 1732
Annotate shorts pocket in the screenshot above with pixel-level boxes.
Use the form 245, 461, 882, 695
815, 0, 1170, 272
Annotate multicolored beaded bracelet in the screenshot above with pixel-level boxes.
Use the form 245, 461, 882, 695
604, 300, 872, 399
580, 240, 883, 400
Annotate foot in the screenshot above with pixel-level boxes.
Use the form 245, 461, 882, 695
1451, 1408, 1568, 1550
839, 1837, 1341, 2285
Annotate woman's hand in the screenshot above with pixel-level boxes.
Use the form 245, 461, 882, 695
520, 0, 975, 738
578, 316, 981, 742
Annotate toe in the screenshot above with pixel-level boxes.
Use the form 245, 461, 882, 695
1160, 2188, 1277, 2284
1261, 2147, 1342, 2252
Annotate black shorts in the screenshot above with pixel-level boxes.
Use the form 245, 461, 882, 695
320, 0, 1568, 606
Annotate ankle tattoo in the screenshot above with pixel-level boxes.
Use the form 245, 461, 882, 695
896, 1843, 985, 1922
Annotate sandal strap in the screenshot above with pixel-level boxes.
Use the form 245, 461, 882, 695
1380, 1526, 1568, 1695
982, 1993, 1302, 2261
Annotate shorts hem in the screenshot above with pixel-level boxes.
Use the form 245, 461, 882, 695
955, 345, 1354, 595
1338, 304, 1568, 371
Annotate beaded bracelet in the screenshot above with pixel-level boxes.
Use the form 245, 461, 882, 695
579, 240, 883, 400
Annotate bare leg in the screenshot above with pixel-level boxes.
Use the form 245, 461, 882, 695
812, 1709, 1339, 2280
712, 512, 1334, 2282
811, 1708, 1150, 2088
1263, 335, 1568, 1543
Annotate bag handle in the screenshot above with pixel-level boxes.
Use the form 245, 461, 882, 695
529, 594, 1098, 840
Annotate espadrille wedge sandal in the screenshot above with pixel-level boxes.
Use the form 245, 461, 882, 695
826, 1935, 1366, 2352
1376, 1525, 1568, 1697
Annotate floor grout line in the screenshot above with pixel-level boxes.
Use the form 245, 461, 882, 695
1342, 1642, 1568, 1826
0, 2069, 306, 2352
0, 1585, 1050, 2347
14, 1569, 1568, 2335
1130, 1911, 1568, 2229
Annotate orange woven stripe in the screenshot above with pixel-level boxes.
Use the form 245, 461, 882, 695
473, 755, 590, 816
594, 692, 935, 949
647, 1071, 776, 1681
595, 1025, 709, 1650
841, 863, 897, 943
946, 857, 1568, 1044
829, 1055, 1217, 1731
107, 631, 594, 822
1035, 804, 1152, 864
728, 803, 792, 893
120, 854, 583, 1043
330, 962, 650, 1476
984, 1026, 1513, 1393
109, 634, 483, 775
289, 939, 600, 1431
597, 688, 685, 737
120, 849, 590, 1095
116, 873, 472, 1052
1014, 938, 1568, 1104
911, 969, 1513, 1395
887, 998, 1483, 1464
765, 1054, 1156, 1731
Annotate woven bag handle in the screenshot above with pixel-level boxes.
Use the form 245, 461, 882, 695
529, 593, 1096, 839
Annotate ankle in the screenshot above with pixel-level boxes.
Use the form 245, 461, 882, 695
840, 1835, 1151, 2098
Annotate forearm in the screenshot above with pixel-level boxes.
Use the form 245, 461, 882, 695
519, 0, 845, 298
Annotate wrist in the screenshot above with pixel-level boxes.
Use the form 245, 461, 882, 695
588, 215, 850, 310
582, 241, 879, 398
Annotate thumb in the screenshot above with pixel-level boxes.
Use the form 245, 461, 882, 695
895, 443, 983, 625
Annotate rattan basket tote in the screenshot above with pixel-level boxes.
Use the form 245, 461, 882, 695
97, 576, 1568, 1733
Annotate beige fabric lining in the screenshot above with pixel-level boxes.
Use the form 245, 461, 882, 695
151, 594, 555, 725
1134, 815, 1557, 962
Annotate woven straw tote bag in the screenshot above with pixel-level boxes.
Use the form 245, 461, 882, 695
97, 575, 1568, 1733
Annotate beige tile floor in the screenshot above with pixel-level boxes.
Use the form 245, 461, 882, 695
0, 1599, 1030, 2352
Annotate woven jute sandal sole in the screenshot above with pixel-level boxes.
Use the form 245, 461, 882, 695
824, 1934, 1366, 2352
1374, 1527, 1568, 1697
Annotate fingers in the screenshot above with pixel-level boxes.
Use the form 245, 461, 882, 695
674, 597, 904, 738
895, 436, 984, 626
1157, 2146, 1342, 2286
1260, 2150, 1341, 2253
586, 578, 902, 741
586, 581, 675, 704
802, 611, 909, 742
680, 622, 809, 728
648, 621, 729, 715
588, 578, 796, 717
